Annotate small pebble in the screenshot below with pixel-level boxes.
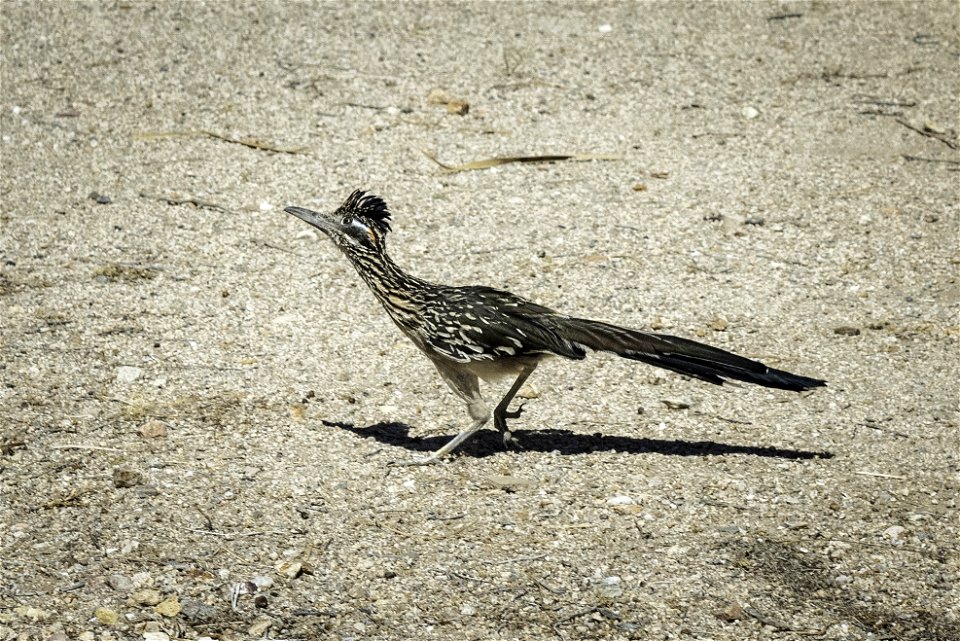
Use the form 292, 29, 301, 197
138, 420, 167, 439
88, 191, 112, 205
93, 607, 118, 625
15, 605, 50, 622
276, 560, 304, 579
252, 575, 273, 589
517, 385, 540, 399
598, 575, 622, 598
130, 588, 162, 605
248, 617, 273, 636
115, 366, 143, 384
717, 602, 745, 621
107, 574, 133, 593
721, 214, 746, 235
710, 317, 729, 331
446, 100, 469, 116
484, 475, 537, 491
181, 598, 220, 623
833, 326, 861, 336
427, 88, 454, 104
155, 596, 182, 617
113, 467, 143, 488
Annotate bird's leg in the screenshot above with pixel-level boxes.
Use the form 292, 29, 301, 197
493, 364, 538, 448
400, 400, 490, 465
395, 361, 491, 465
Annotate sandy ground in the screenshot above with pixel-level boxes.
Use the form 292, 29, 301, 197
1, 2, 958, 640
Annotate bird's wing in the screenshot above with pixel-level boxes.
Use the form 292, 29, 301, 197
421, 286, 586, 363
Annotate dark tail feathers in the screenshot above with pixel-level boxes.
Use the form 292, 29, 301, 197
558, 317, 825, 392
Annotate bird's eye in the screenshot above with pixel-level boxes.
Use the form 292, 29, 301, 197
341, 216, 353, 226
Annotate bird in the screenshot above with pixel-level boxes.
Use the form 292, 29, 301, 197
283, 190, 825, 464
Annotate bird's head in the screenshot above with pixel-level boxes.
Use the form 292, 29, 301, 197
284, 190, 392, 255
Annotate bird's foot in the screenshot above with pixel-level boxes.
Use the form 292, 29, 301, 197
494, 402, 526, 432
503, 402, 526, 420
501, 430, 525, 450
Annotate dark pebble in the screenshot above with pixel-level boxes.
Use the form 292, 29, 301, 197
88, 191, 112, 205
833, 326, 861, 336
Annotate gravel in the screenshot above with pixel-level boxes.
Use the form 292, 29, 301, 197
2, 2, 958, 640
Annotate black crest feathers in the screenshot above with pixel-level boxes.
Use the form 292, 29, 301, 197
340, 190, 392, 233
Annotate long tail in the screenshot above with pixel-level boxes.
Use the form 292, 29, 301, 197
557, 317, 825, 392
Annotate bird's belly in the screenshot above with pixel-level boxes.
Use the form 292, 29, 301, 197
465, 354, 550, 383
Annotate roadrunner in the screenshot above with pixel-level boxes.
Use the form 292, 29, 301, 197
284, 190, 825, 464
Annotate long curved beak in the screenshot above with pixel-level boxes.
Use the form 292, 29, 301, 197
284, 205, 338, 233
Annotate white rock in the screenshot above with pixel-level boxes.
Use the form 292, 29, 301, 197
272, 313, 302, 326
252, 575, 273, 589
741, 106, 760, 119
883, 525, 906, 540
248, 618, 272, 636
606, 495, 635, 506
107, 574, 133, 593
115, 366, 143, 384
131, 571, 153, 587
598, 575, 622, 597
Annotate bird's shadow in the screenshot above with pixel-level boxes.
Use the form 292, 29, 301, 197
319, 420, 833, 460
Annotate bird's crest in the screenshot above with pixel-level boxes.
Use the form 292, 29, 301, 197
339, 190, 392, 234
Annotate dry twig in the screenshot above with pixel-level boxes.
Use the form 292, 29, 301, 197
895, 119, 958, 150
139, 191, 233, 214
134, 130, 309, 154
422, 149, 622, 173
854, 470, 906, 480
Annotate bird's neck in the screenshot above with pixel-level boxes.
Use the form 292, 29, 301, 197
346, 246, 432, 310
